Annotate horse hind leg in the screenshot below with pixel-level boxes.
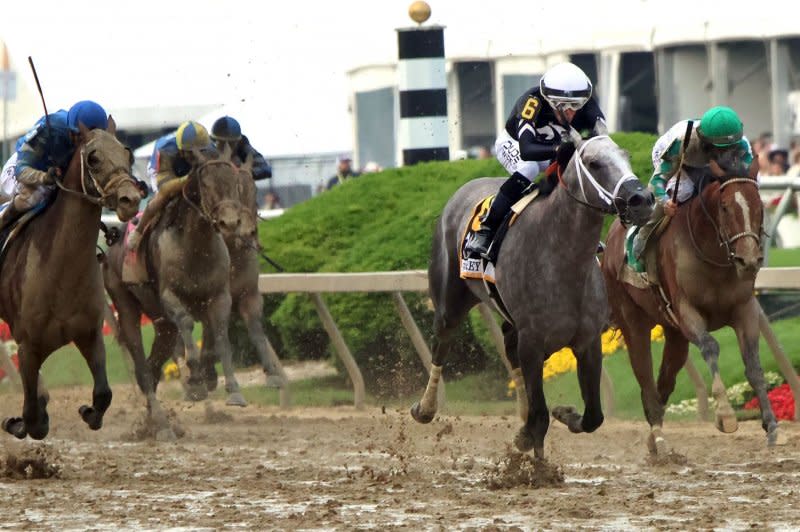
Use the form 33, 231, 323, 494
74, 329, 113, 432
239, 294, 285, 388
410, 298, 472, 424
2, 343, 48, 439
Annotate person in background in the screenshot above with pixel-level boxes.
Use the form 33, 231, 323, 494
261, 189, 282, 210
767, 148, 789, 175
326, 155, 359, 190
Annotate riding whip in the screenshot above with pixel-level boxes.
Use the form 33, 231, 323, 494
27, 57, 51, 132
670, 120, 694, 204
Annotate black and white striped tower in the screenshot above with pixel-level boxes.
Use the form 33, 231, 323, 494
397, 1, 449, 165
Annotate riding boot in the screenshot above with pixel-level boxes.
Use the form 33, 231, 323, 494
465, 172, 531, 259
631, 201, 665, 260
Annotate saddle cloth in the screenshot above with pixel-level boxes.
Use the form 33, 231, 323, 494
458, 189, 540, 283
121, 214, 149, 284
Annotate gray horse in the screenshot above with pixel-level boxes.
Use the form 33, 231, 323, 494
103, 147, 253, 428
411, 132, 654, 459
196, 163, 286, 388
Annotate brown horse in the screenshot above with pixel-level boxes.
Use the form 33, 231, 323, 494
602, 169, 776, 454
103, 146, 253, 432
0, 119, 144, 440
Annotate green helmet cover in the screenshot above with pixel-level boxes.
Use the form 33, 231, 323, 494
697, 106, 743, 147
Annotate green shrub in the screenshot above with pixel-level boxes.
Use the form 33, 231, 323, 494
252, 133, 658, 395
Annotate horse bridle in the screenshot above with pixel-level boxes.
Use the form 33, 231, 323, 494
557, 135, 639, 223
687, 175, 762, 268
181, 158, 250, 237
53, 139, 139, 209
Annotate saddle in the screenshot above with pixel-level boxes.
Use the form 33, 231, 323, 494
0, 198, 54, 265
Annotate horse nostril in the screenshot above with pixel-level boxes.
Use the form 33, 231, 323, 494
628, 194, 644, 207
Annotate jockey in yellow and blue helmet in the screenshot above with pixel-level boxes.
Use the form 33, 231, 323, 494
128, 120, 212, 250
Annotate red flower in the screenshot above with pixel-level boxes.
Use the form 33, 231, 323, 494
744, 384, 796, 421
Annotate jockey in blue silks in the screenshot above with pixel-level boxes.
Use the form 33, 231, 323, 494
0, 100, 108, 231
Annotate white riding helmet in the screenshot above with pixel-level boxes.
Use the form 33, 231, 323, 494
540, 62, 592, 112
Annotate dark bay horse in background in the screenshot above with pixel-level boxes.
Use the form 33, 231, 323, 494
411, 132, 654, 460
602, 169, 775, 453
103, 147, 254, 434
197, 162, 286, 388
0, 119, 144, 439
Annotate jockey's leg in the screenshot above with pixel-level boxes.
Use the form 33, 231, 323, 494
127, 176, 186, 250
631, 200, 664, 261
465, 172, 530, 259
0, 184, 42, 232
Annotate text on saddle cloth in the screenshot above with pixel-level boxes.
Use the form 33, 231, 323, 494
458, 189, 540, 282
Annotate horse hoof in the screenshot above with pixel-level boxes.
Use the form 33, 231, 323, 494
184, 384, 208, 402
767, 426, 787, 447
410, 402, 434, 424
647, 428, 669, 455
156, 428, 178, 442
714, 413, 738, 434
79, 405, 103, 431
552, 405, 582, 432
226, 392, 247, 407
514, 427, 535, 453
265, 375, 285, 389
2, 417, 27, 439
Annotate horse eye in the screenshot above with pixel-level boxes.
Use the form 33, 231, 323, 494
588, 160, 601, 170
87, 151, 101, 167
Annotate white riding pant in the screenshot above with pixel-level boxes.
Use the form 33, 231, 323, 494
0, 152, 19, 202
495, 130, 550, 180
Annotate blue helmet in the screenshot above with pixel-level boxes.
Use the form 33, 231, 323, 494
67, 100, 108, 131
210, 116, 242, 142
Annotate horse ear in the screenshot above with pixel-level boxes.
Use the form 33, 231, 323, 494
708, 159, 726, 179
221, 142, 233, 161
242, 151, 254, 172
78, 121, 91, 140
193, 147, 207, 165
107, 115, 117, 135
568, 127, 583, 146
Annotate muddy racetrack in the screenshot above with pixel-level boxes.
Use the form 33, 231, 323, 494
1, 382, 799, 530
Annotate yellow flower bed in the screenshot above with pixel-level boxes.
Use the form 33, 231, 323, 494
508, 325, 665, 389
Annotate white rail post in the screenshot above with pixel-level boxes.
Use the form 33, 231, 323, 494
310, 293, 365, 409
391, 291, 445, 408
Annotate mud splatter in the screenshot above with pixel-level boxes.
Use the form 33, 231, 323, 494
483, 448, 565, 489
2, 444, 62, 479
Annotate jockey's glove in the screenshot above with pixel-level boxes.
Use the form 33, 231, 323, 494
17, 166, 57, 187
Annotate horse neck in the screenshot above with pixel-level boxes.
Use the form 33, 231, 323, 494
47, 147, 102, 260
685, 184, 727, 263
541, 179, 606, 259
170, 191, 221, 255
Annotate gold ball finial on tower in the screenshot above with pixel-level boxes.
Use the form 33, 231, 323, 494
408, 1, 431, 24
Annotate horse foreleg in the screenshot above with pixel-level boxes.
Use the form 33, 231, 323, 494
2, 343, 47, 439
199, 324, 218, 391
553, 337, 605, 434
73, 328, 112, 432
161, 289, 207, 402
501, 321, 527, 422
514, 337, 548, 459
680, 303, 737, 433
239, 293, 285, 388
734, 299, 779, 446
206, 293, 245, 407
